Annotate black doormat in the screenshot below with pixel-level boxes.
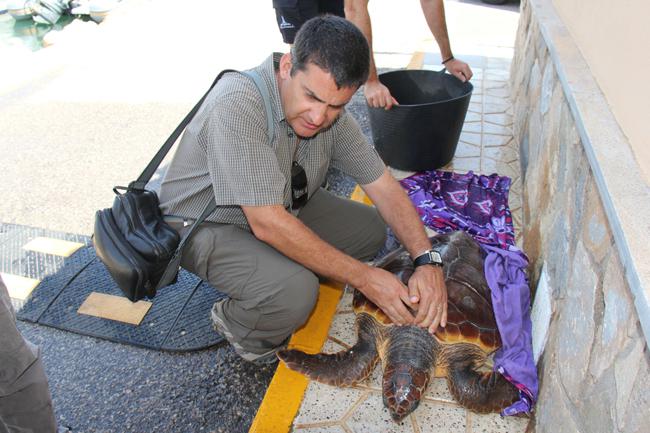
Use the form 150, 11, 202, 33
3, 223, 226, 351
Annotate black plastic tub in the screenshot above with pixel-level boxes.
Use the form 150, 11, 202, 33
368, 69, 473, 171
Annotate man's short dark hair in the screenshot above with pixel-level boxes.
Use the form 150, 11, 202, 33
291, 15, 370, 89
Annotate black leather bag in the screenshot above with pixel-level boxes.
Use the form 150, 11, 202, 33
94, 188, 181, 301
93, 69, 274, 302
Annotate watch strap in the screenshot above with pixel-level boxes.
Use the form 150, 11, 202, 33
413, 250, 443, 267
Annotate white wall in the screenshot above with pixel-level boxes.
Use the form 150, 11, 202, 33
552, 0, 650, 183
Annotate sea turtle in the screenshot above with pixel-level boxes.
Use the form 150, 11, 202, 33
277, 230, 520, 422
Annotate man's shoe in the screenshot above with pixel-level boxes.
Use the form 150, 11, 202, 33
211, 300, 287, 366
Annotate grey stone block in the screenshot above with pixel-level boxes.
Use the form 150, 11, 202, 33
580, 178, 613, 267
617, 345, 650, 433
557, 241, 597, 404
579, 369, 617, 433
534, 353, 582, 433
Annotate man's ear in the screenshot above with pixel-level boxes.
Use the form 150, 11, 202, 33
279, 53, 292, 80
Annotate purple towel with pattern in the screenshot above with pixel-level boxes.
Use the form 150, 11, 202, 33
400, 170, 538, 415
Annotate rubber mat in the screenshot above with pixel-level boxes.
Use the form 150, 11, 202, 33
3, 224, 227, 351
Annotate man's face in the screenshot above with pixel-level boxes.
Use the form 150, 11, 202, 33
277, 53, 357, 138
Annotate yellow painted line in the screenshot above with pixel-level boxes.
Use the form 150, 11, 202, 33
1, 272, 40, 300
350, 185, 373, 206
249, 281, 343, 433
78, 292, 152, 325
23, 237, 84, 257
249, 187, 374, 433
407, 51, 425, 70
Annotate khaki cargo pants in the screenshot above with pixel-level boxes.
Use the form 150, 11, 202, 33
170, 188, 386, 361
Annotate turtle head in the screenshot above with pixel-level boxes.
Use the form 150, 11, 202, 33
382, 364, 429, 422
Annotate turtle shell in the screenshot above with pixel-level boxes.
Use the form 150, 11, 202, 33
353, 231, 501, 354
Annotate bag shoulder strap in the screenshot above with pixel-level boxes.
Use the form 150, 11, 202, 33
181, 69, 275, 237
155, 69, 276, 290
241, 70, 275, 143
129, 69, 235, 191
130, 69, 274, 190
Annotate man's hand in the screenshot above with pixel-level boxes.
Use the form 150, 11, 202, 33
357, 266, 415, 325
407, 264, 447, 333
364, 79, 399, 110
444, 58, 473, 82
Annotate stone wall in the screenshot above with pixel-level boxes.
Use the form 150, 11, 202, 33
510, 1, 650, 432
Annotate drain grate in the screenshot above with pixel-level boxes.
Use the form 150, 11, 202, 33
4, 224, 225, 351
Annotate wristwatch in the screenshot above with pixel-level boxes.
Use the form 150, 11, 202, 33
413, 249, 443, 268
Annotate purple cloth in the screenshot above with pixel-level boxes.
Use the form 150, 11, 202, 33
400, 170, 538, 415
483, 244, 537, 415
400, 170, 515, 249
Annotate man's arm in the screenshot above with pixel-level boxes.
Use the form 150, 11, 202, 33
362, 169, 448, 332
344, 0, 398, 109
420, 0, 473, 82
241, 204, 416, 325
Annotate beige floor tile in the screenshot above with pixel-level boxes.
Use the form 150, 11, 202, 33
486, 58, 511, 69
508, 192, 522, 211
459, 132, 482, 146
482, 134, 512, 148
515, 233, 524, 250
468, 412, 530, 433
464, 111, 481, 122
322, 337, 349, 353
413, 400, 468, 433
481, 123, 512, 136
295, 382, 367, 425
328, 312, 358, 347
449, 158, 481, 174
512, 211, 522, 229
294, 425, 348, 433
462, 123, 482, 134
481, 159, 517, 178
483, 102, 509, 115
388, 167, 416, 181
454, 143, 481, 159
423, 377, 456, 404
484, 80, 508, 90
483, 113, 513, 126
485, 70, 510, 81
336, 291, 354, 313
482, 146, 519, 164
485, 87, 511, 99
345, 393, 416, 433
468, 102, 483, 113
484, 94, 510, 105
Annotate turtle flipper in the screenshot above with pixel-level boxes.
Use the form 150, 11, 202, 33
277, 314, 379, 387
442, 344, 519, 413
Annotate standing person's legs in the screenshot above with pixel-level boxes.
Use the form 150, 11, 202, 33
317, 0, 345, 18
0, 277, 56, 433
273, 0, 319, 44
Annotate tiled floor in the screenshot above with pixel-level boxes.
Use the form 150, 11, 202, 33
290, 56, 529, 433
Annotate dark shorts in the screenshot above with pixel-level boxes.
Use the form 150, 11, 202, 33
273, 0, 345, 44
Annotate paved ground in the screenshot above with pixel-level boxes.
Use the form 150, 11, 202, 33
1, 1, 523, 432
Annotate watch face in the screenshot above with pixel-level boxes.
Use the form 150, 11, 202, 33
430, 251, 442, 264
